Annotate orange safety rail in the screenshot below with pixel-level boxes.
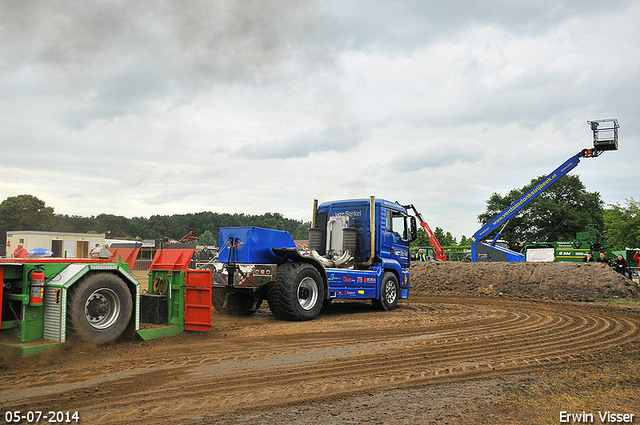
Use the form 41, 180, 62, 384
108, 243, 142, 269
148, 243, 196, 273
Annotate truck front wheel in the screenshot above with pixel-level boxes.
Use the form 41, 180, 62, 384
67, 273, 132, 344
373, 272, 399, 311
268, 262, 324, 321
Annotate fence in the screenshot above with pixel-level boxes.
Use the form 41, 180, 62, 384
444, 250, 472, 261
132, 259, 153, 271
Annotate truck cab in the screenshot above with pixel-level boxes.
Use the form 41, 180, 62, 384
307, 197, 414, 309
310, 197, 414, 269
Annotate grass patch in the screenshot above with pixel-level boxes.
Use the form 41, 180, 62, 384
601, 298, 639, 304
484, 341, 640, 424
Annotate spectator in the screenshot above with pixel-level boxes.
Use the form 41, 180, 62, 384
615, 254, 628, 277
416, 249, 426, 262
200, 245, 213, 262
583, 253, 595, 263
634, 250, 640, 268
13, 244, 28, 258
90, 244, 103, 258
97, 244, 112, 259
596, 252, 610, 265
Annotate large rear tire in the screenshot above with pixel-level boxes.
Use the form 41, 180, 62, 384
268, 262, 324, 321
67, 273, 133, 345
372, 272, 399, 311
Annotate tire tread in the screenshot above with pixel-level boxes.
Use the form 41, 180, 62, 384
67, 273, 132, 345
268, 262, 323, 321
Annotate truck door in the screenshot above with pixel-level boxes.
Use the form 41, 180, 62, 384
382, 208, 411, 268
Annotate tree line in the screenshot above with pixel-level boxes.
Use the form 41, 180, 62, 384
0, 194, 310, 256
2, 178, 638, 258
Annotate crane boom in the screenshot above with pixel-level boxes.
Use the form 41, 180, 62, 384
472, 151, 582, 243
471, 118, 618, 262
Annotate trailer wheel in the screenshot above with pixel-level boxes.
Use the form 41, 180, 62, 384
268, 262, 324, 321
67, 273, 132, 345
372, 272, 399, 311
212, 287, 261, 316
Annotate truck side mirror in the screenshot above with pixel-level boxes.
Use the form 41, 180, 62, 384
409, 217, 418, 242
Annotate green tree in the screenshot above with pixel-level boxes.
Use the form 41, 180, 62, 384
0, 194, 55, 256
477, 174, 604, 248
292, 221, 311, 240
604, 198, 640, 250
53, 214, 95, 233
198, 230, 216, 246
433, 227, 457, 246
410, 226, 458, 249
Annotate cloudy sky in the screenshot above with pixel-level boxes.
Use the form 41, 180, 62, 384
1, 1, 638, 240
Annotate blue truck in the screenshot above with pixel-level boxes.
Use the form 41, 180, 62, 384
471, 118, 619, 262
211, 196, 418, 320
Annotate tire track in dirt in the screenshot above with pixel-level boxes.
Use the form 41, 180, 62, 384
1, 296, 638, 425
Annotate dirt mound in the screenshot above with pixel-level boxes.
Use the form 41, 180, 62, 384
410, 261, 639, 301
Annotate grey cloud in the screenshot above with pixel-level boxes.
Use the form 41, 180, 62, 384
0, 1, 332, 126
394, 139, 484, 172
1, 1, 325, 71
1, 0, 638, 241
237, 122, 365, 159
324, 0, 634, 51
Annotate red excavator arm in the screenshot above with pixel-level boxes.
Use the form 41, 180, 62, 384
401, 203, 447, 261
418, 220, 447, 261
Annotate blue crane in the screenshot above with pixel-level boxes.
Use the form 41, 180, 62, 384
471, 119, 619, 262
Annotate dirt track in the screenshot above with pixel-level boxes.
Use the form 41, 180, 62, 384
2, 277, 640, 424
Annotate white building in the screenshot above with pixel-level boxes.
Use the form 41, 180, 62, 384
6, 231, 105, 258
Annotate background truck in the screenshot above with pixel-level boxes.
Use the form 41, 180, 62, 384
208, 196, 418, 321
471, 118, 619, 262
